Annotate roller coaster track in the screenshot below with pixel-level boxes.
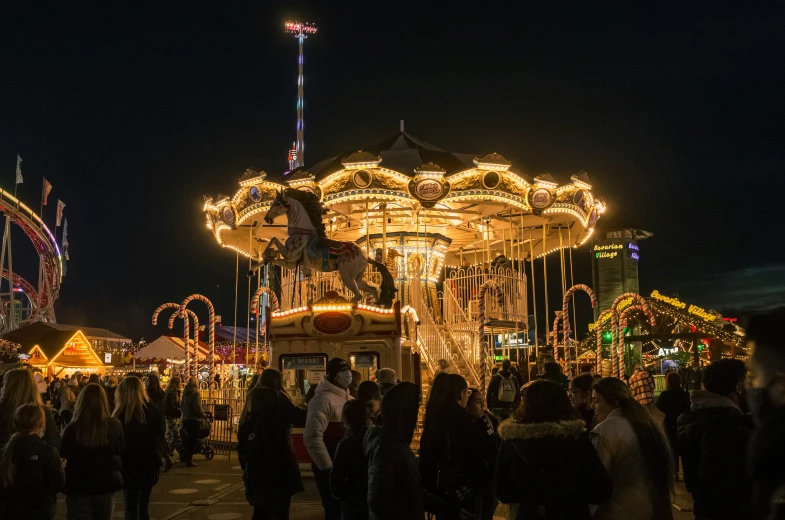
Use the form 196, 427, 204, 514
0, 188, 63, 330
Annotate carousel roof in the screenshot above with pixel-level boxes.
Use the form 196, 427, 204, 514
304, 131, 482, 181
204, 129, 606, 264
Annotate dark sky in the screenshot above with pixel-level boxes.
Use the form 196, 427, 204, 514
1, 2, 783, 340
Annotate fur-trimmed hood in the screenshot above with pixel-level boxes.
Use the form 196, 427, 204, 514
498, 419, 588, 467
498, 419, 586, 441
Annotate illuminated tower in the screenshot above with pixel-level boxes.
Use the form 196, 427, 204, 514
591, 228, 653, 317
287, 142, 297, 171
285, 20, 317, 169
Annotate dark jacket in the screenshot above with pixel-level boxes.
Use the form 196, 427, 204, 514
241, 387, 306, 507
0, 434, 65, 520
495, 419, 612, 519
330, 429, 369, 520
365, 426, 447, 520
61, 416, 125, 496
677, 390, 753, 519
748, 406, 785, 520
656, 387, 691, 452
118, 403, 165, 489
0, 405, 61, 452
575, 403, 595, 430
487, 370, 520, 410
181, 384, 203, 421
164, 388, 182, 419
146, 386, 166, 417
419, 402, 490, 496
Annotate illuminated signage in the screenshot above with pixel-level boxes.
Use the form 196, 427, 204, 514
657, 347, 679, 356
628, 243, 639, 251
593, 244, 623, 251
650, 290, 716, 322
631, 253, 639, 261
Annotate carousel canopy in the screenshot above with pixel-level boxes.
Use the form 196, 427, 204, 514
204, 130, 605, 265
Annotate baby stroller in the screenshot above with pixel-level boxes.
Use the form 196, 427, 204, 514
196, 412, 215, 460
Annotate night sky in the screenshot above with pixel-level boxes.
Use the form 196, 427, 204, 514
1, 3, 783, 340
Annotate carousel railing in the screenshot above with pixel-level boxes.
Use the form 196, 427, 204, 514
443, 266, 528, 324
439, 288, 481, 380
278, 268, 383, 310
414, 292, 455, 377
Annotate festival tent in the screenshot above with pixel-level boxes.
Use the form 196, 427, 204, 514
134, 336, 211, 363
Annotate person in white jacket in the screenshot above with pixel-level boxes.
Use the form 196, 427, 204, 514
590, 377, 674, 520
304, 357, 354, 520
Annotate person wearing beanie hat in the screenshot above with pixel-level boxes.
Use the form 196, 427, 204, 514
304, 357, 353, 519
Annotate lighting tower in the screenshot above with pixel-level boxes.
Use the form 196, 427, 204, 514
285, 20, 317, 170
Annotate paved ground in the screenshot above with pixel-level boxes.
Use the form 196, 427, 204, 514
53, 453, 695, 520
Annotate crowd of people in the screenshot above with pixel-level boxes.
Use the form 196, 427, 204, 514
0, 367, 207, 520
235, 309, 784, 520
1, 307, 783, 520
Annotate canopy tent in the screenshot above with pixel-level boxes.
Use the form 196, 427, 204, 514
134, 336, 212, 363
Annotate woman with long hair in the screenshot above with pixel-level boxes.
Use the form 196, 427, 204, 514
163, 375, 183, 463
113, 376, 165, 520
655, 371, 690, 481
465, 389, 500, 520
591, 377, 674, 520
61, 383, 124, 520
419, 373, 488, 519
144, 373, 171, 471
0, 368, 61, 450
0, 403, 65, 520
495, 380, 612, 519
180, 376, 203, 467
330, 399, 373, 520
239, 368, 307, 520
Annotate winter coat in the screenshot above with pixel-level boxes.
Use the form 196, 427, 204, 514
0, 434, 65, 520
496, 419, 612, 519
487, 370, 520, 410
181, 384, 203, 421
473, 412, 500, 486
364, 426, 448, 520
61, 416, 125, 496
164, 388, 182, 419
0, 404, 61, 452
677, 390, 753, 519
60, 385, 76, 413
590, 409, 657, 520
748, 406, 785, 520
330, 429, 369, 520
304, 378, 353, 470
655, 388, 690, 454
419, 402, 489, 496
576, 402, 595, 430
118, 403, 165, 489
241, 387, 306, 507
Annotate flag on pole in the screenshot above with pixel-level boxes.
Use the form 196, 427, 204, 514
56, 200, 66, 227
62, 218, 70, 262
42, 178, 53, 206
15, 155, 23, 184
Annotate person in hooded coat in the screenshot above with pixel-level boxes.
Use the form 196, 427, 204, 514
364, 382, 454, 520
239, 368, 306, 520
495, 380, 612, 519
330, 399, 373, 520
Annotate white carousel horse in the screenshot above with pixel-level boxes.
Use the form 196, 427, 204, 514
252, 189, 396, 307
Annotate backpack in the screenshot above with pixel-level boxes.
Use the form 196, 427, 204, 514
498, 375, 516, 403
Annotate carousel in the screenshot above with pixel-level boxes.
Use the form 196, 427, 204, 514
204, 130, 606, 389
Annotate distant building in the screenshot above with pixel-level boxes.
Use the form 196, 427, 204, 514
2, 321, 131, 376
591, 228, 652, 317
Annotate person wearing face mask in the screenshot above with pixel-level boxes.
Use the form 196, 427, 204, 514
745, 309, 785, 520
677, 358, 753, 520
304, 357, 354, 520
